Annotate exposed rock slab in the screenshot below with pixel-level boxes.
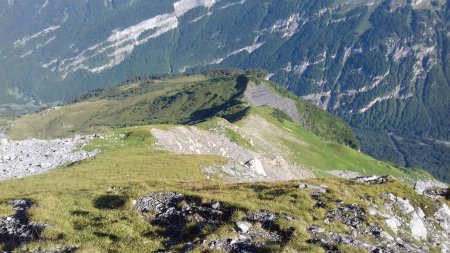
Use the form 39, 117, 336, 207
434, 204, 450, 234
245, 85, 300, 123
151, 126, 312, 182
354, 175, 391, 184
414, 180, 447, 194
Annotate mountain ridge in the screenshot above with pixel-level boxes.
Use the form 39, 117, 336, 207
0, 73, 449, 253
0, 0, 449, 180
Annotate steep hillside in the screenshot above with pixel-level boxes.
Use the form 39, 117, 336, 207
1, 73, 449, 252
6, 73, 359, 148
0, 115, 448, 252
0, 142, 448, 252
4, 73, 418, 179
6, 74, 249, 139
0, 0, 448, 181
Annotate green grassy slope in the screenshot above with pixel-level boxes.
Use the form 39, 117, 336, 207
262, 80, 359, 149
0, 116, 10, 128
6, 73, 356, 149
0, 126, 443, 252
249, 106, 407, 179
7, 74, 251, 139
4, 73, 429, 181
0, 73, 441, 250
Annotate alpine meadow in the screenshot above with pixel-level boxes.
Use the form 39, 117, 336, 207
0, 1, 449, 253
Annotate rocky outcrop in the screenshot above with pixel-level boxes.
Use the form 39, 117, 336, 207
0, 200, 77, 253
244, 210, 295, 224
376, 193, 449, 252
204, 210, 295, 252
0, 200, 47, 252
245, 85, 300, 123
354, 175, 391, 184
133, 192, 185, 213
423, 187, 450, 200
298, 183, 329, 193
434, 204, 450, 234
307, 187, 450, 253
414, 180, 448, 198
134, 192, 295, 252
325, 204, 366, 228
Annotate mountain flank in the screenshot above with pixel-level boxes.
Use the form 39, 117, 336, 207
0, 71, 448, 252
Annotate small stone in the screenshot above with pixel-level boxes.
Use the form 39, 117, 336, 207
308, 225, 325, 233
238, 234, 251, 241
298, 184, 328, 193
368, 208, 377, 216
40, 162, 52, 168
184, 242, 195, 251
211, 202, 220, 209
236, 221, 252, 233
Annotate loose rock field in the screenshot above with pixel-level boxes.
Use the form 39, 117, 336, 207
0, 135, 96, 181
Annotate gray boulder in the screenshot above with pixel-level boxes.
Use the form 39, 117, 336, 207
236, 221, 252, 233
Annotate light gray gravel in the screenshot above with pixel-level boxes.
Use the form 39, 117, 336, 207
0, 134, 96, 181
151, 126, 312, 182
245, 85, 300, 123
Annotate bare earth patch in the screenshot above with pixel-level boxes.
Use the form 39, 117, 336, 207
151, 125, 312, 182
